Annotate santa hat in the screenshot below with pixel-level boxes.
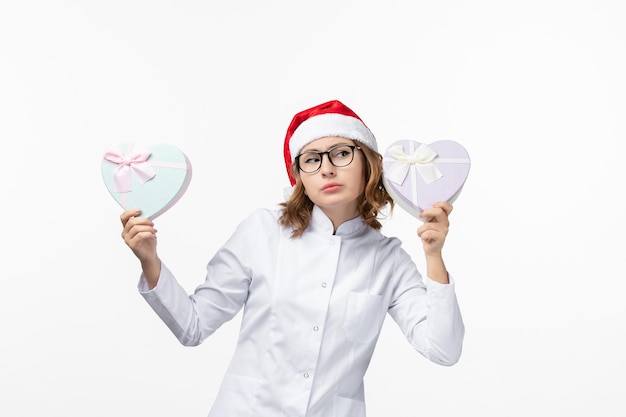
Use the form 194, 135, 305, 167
283, 100, 377, 186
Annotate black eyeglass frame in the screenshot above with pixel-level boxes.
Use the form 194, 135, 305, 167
295, 144, 362, 174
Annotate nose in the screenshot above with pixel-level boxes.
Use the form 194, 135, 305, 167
319, 153, 336, 176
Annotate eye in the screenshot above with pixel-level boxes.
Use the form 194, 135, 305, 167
331, 147, 351, 159
301, 153, 321, 164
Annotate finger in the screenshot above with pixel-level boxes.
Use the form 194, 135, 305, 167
126, 222, 157, 236
122, 222, 157, 242
420, 202, 453, 219
418, 229, 444, 246
432, 201, 453, 217
417, 222, 448, 237
120, 209, 142, 226
420, 207, 449, 227
123, 215, 154, 232
417, 221, 431, 236
127, 230, 158, 246
419, 229, 437, 240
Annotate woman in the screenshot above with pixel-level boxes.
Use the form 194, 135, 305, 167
120, 99, 464, 416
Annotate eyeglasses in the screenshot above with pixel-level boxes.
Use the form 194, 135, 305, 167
296, 144, 361, 174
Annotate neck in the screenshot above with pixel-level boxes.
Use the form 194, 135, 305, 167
318, 204, 359, 234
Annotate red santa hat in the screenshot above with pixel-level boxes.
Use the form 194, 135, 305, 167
283, 100, 377, 186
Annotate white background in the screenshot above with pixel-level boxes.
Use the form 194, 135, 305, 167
1, 1, 625, 416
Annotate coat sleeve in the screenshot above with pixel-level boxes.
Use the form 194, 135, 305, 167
138, 211, 263, 346
386, 247, 465, 366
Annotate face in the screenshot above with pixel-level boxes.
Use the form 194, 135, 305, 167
297, 136, 366, 219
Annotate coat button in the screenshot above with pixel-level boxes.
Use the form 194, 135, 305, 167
321, 282, 327, 288
313, 326, 319, 332
303, 373, 310, 378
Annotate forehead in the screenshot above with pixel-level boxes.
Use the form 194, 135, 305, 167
301, 136, 354, 152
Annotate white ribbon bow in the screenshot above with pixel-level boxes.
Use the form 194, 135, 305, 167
386, 144, 443, 185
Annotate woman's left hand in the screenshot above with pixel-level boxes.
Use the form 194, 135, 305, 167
417, 201, 453, 256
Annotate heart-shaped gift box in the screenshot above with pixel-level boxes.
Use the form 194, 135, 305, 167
382, 139, 470, 220
101, 143, 192, 220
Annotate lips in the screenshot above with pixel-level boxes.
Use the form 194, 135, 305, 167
322, 182, 341, 191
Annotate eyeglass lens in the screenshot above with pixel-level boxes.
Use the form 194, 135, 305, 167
298, 145, 355, 173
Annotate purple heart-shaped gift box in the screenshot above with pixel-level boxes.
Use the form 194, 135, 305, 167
382, 139, 470, 220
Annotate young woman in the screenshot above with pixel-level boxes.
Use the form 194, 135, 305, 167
120, 100, 464, 417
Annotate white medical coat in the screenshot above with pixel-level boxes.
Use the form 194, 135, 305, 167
139, 206, 464, 417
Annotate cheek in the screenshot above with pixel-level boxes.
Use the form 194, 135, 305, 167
299, 176, 313, 195
355, 159, 368, 191
357, 176, 366, 194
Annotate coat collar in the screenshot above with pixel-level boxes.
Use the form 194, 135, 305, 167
309, 205, 367, 237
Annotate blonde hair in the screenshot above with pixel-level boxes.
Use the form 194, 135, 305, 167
279, 143, 394, 237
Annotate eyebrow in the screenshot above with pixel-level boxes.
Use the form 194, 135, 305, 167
302, 141, 353, 152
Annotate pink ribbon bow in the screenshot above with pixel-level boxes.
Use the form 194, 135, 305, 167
103, 145, 156, 193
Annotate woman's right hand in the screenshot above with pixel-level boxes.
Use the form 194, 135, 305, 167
120, 209, 161, 288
